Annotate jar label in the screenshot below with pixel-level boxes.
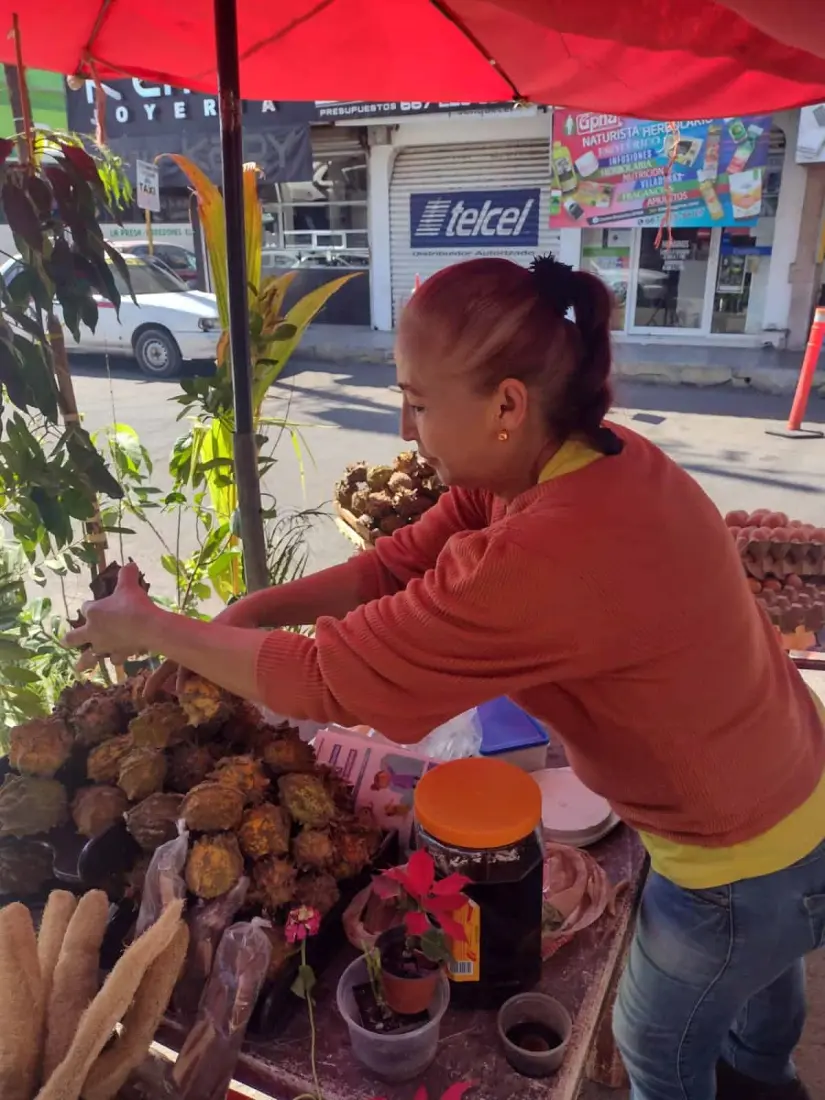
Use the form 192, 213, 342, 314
447, 898, 481, 982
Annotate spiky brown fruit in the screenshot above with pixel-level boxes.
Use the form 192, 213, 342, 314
388, 470, 415, 494
364, 491, 394, 519
278, 774, 337, 829
345, 461, 369, 487
125, 792, 184, 851
331, 830, 375, 880
55, 680, 104, 717
394, 451, 418, 475
0, 838, 54, 896
380, 515, 407, 535
9, 716, 72, 778
262, 923, 293, 979
335, 479, 355, 509
238, 804, 291, 861
262, 731, 316, 774
294, 872, 341, 917
69, 694, 124, 747
207, 755, 270, 805
350, 488, 370, 515
167, 743, 214, 793
416, 456, 436, 478
71, 785, 129, 838
252, 856, 297, 910
180, 781, 244, 833
394, 488, 433, 520
0, 775, 68, 838
87, 734, 134, 783
317, 765, 358, 813
185, 833, 244, 899
117, 748, 167, 801
366, 464, 393, 491
129, 701, 190, 750
177, 675, 231, 727
292, 829, 334, 870
421, 474, 445, 498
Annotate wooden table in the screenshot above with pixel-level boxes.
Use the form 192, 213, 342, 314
159, 816, 645, 1100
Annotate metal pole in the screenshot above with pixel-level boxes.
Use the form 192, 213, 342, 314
213, 0, 269, 591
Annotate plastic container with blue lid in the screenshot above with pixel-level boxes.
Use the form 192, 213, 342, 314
477, 697, 549, 772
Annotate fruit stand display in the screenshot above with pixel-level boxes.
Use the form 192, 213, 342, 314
725, 510, 825, 646
334, 452, 447, 547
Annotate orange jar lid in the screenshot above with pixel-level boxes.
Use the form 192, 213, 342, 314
414, 758, 542, 849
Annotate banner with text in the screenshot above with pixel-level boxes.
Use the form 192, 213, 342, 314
549, 112, 773, 230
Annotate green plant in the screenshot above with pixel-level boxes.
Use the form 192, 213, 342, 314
164, 155, 357, 600
363, 943, 386, 1008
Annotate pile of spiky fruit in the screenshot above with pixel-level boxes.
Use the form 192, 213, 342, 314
725, 509, 825, 580
335, 451, 446, 540
0, 674, 382, 976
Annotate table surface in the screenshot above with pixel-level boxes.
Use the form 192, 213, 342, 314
191, 820, 646, 1100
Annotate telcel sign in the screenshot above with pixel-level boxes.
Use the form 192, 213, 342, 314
410, 188, 540, 249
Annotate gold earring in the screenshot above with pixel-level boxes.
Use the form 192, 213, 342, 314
498, 429, 509, 442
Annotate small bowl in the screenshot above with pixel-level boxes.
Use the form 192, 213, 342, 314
497, 992, 572, 1077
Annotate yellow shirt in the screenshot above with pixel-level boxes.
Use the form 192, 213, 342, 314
538, 438, 825, 890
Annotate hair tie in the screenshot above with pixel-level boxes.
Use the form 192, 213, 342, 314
529, 254, 575, 318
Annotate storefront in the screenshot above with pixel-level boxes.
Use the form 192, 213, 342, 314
367, 108, 572, 330
555, 111, 794, 345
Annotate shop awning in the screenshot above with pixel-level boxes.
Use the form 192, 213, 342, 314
1, 0, 825, 119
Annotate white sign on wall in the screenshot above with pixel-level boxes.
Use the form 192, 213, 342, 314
135, 160, 160, 212
796, 104, 825, 164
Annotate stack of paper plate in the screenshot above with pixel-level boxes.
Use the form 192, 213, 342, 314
533, 767, 619, 847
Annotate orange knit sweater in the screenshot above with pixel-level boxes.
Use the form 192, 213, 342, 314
257, 424, 825, 846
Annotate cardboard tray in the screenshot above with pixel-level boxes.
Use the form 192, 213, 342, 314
333, 500, 380, 546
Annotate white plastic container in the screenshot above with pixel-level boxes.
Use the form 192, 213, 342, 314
336, 957, 449, 1082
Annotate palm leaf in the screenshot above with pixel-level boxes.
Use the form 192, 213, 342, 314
252, 272, 361, 410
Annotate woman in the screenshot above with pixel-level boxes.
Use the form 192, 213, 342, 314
68, 256, 824, 1100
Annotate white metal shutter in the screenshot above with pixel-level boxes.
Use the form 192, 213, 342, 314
310, 124, 365, 158
390, 140, 559, 320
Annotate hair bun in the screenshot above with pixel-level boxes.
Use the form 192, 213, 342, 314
529, 254, 575, 317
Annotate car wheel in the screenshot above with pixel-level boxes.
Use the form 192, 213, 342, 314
133, 327, 182, 379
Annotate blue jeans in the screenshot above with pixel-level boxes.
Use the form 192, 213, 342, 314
613, 840, 825, 1099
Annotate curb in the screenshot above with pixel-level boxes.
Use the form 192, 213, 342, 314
299, 337, 825, 398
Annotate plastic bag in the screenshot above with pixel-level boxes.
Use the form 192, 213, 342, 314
171, 917, 272, 1100
406, 708, 482, 761
173, 876, 250, 1019
135, 826, 189, 938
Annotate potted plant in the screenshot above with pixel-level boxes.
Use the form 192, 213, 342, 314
372, 850, 470, 1016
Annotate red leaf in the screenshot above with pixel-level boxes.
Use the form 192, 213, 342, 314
431, 873, 471, 896
437, 912, 468, 943
405, 850, 436, 898
441, 1082, 478, 1100
413, 1088, 429, 1100
404, 910, 430, 936
425, 893, 468, 916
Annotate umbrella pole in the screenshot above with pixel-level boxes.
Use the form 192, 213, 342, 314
214, 0, 269, 592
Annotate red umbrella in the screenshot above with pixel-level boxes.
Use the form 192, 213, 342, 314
1, 0, 825, 117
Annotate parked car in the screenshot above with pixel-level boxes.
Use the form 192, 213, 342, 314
0, 253, 220, 379
113, 240, 200, 287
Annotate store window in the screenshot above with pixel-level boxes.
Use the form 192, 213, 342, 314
581, 229, 632, 330
711, 225, 775, 334
633, 228, 712, 330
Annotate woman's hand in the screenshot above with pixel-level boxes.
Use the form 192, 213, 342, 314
65, 563, 162, 669
143, 596, 263, 701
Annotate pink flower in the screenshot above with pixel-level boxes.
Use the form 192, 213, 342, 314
285, 905, 321, 945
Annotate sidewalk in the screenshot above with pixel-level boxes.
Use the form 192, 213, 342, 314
299, 325, 825, 398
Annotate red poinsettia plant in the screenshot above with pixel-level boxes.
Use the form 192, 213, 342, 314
373, 849, 471, 965
371, 1081, 477, 1100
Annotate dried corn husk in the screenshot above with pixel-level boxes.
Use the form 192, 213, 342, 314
81, 923, 189, 1100
36, 899, 184, 1100
0, 902, 42, 1100
43, 890, 111, 1080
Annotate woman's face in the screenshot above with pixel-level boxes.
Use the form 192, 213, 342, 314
395, 334, 532, 492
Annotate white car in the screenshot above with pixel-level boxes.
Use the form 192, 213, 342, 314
1, 252, 220, 379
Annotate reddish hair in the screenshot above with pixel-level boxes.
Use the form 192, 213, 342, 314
398, 257, 615, 450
